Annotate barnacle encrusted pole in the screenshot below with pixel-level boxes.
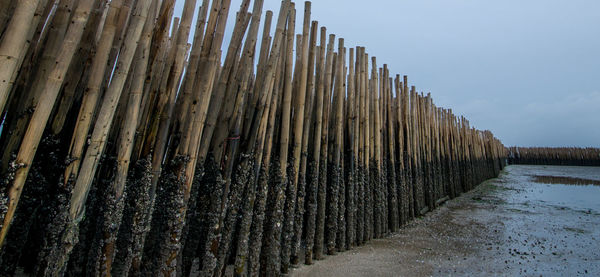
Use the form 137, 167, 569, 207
314, 33, 335, 260
410, 86, 422, 216
344, 46, 357, 248
0, 0, 110, 269
268, 10, 296, 274
363, 49, 372, 242
304, 25, 326, 265
151, 2, 208, 274
56, 0, 154, 272
0, 0, 101, 248
336, 45, 348, 251
378, 66, 388, 235
356, 46, 367, 246
280, 1, 311, 272
96, 1, 158, 274
111, 1, 188, 274
172, 1, 249, 276
370, 56, 382, 239
230, 8, 273, 277
290, 19, 319, 268
385, 67, 399, 232
324, 38, 344, 255
234, 9, 274, 277
208, 7, 261, 275
241, 1, 290, 275
209, 2, 266, 277
257, 3, 296, 274
161, 0, 236, 274
332, 38, 346, 252
424, 94, 434, 212
169, 0, 230, 219
392, 76, 401, 223
399, 75, 411, 222
256, 29, 287, 275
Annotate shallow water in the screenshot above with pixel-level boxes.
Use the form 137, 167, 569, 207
496, 165, 600, 276
530, 175, 600, 186
517, 182, 600, 213
506, 165, 600, 213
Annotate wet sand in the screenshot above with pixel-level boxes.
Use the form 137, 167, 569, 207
291, 165, 600, 276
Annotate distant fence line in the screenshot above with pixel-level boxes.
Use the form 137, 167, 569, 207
0, 0, 507, 276
508, 147, 600, 166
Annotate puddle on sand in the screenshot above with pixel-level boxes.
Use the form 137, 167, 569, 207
531, 175, 600, 186
508, 168, 600, 213
517, 183, 600, 213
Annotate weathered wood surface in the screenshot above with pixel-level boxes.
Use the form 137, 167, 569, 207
0, 0, 544, 276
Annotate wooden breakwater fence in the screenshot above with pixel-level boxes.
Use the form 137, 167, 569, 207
0, 0, 508, 276
508, 147, 600, 166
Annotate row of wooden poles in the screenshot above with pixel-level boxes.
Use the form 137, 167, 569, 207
0, 0, 507, 276
508, 147, 600, 166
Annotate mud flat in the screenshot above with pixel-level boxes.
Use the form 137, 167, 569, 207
291, 165, 600, 276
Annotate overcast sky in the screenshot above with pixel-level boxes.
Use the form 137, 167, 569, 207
174, 0, 600, 147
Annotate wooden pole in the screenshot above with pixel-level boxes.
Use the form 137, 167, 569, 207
97, 0, 158, 273
314, 32, 335, 261
0, 0, 100, 249
280, 1, 311, 272
0, 0, 43, 114
61, 0, 124, 193
304, 25, 325, 265
329, 38, 345, 253
243, 1, 291, 275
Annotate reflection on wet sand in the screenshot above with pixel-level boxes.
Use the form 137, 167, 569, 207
530, 175, 600, 186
